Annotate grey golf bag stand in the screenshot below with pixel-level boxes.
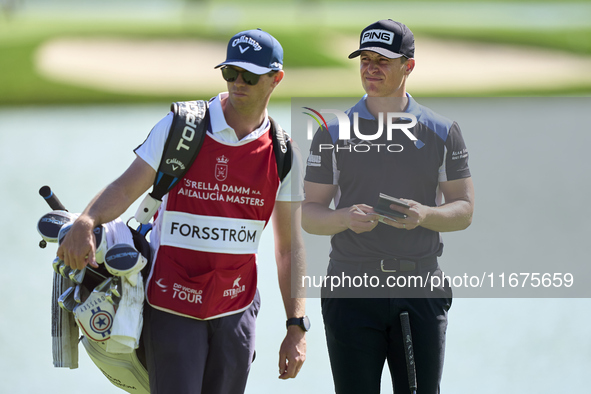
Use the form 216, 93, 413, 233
38, 186, 151, 394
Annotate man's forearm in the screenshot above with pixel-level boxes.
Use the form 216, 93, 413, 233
81, 181, 139, 226
276, 246, 306, 318
273, 202, 308, 380
420, 199, 473, 232
81, 157, 155, 226
301, 202, 349, 236
410, 177, 474, 233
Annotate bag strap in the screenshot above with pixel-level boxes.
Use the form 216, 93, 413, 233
151, 100, 209, 201
269, 116, 292, 182
134, 100, 209, 224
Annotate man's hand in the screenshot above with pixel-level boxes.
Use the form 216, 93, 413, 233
379, 198, 425, 231
378, 178, 475, 232
56, 157, 157, 271
278, 326, 306, 379
56, 215, 98, 270
344, 204, 380, 234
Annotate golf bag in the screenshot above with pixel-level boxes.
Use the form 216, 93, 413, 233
76, 226, 151, 394
38, 206, 151, 394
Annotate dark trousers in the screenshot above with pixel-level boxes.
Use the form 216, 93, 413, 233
143, 290, 260, 394
321, 261, 451, 394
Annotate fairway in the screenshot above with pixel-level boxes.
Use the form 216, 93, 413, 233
1, 0, 591, 105
34, 34, 591, 98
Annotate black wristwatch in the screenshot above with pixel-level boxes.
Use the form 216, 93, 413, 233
286, 316, 311, 332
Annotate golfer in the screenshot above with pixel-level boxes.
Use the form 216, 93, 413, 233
302, 19, 474, 394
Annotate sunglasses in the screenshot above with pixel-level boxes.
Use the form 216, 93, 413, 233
221, 67, 263, 85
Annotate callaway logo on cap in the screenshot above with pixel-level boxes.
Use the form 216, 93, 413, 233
215, 28, 283, 75
349, 19, 415, 59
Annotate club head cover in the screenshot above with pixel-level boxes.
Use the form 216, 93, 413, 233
134, 193, 162, 224
57, 223, 72, 246
37, 210, 76, 243
74, 290, 116, 342
57, 223, 107, 265
104, 244, 147, 287
93, 225, 108, 265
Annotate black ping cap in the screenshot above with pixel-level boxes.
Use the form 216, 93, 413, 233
348, 19, 415, 59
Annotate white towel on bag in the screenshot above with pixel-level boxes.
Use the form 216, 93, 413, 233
104, 219, 145, 354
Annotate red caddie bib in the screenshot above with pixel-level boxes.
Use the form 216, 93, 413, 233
146, 130, 280, 320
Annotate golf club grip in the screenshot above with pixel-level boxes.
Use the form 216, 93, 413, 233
39, 186, 67, 211
400, 311, 418, 392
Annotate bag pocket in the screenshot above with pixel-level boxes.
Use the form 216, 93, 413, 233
146, 252, 257, 320
81, 336, 149, 394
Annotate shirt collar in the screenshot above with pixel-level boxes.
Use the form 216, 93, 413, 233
352, 92, 420, 121
208, 92, 270, 142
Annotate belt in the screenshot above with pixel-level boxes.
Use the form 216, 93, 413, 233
331, 255, 438, 273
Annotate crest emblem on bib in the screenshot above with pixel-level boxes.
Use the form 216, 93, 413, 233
215, 155, 229, 181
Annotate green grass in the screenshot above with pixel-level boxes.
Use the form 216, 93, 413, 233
0, 38, 175, 105
416, 27, 591, 57
0, 16, 348, 105
188, 0, 591, 3
1, 8, 590, 106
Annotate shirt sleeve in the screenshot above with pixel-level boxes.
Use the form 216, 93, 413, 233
276, 140, 305, 202
134, 112, 173, 171
438, 121, 471, 182
304, 126, 339, 185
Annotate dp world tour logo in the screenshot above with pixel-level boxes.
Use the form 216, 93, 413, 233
302, 106, 423, 151
89, 307, 113, 339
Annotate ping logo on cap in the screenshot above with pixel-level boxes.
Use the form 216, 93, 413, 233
361, 29, 394, 45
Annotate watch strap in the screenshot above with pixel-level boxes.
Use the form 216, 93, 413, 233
286, 316, 310, 331
286, 317, 302, 329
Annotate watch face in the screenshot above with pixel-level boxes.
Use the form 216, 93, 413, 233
302, 316, 311, 331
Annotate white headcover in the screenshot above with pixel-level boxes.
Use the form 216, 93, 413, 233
102, 219, 145, 354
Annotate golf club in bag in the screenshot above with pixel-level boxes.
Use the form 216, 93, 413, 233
400, 311, 417, 394
38, 186, 152, 394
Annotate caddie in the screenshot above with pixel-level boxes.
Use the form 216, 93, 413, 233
57, 28, 308, 394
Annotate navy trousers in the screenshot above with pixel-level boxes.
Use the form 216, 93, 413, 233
321, 261, 451, 394
143, 290, 260, 394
